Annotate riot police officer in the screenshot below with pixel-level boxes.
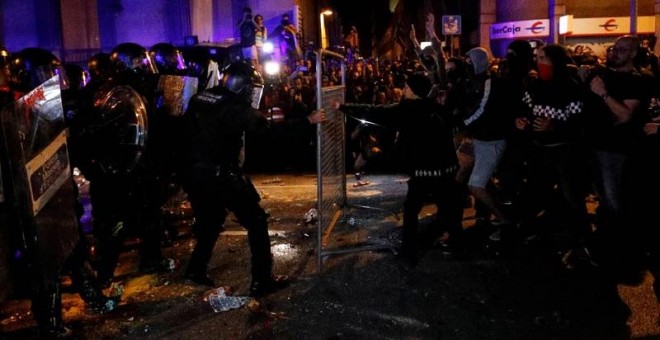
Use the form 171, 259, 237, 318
1, 47, 116, 338
149, 42, 187, 76
75, 42, 165, 285
181, 61, 324, 296
146, 42, 196, 246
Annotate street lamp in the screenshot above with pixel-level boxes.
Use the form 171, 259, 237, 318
320, 9, 333, 50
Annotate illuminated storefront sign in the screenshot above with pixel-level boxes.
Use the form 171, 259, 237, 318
560, 16, 655, 36
490, 19, 550, 39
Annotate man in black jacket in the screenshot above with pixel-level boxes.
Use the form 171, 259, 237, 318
339, 73, 464, 264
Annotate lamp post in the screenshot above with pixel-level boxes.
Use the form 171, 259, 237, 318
320, 10, 333, 50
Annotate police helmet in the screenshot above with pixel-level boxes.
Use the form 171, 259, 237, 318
88, 52, 113, 83
220, 60, 264, 108
0, 47, 9, 90
8, 47, 67, 93
110, 42, 157, 75
149, 43, 186, 75
64, 63, 89, 91
182, 46, 211, 79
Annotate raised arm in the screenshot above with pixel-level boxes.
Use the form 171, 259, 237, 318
410, 24, 422, 54
425, 13, 447, 88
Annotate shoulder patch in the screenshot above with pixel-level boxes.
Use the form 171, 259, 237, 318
195, 91, 224, 105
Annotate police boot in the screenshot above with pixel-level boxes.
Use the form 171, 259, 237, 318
249, 254, 288, 297
184, 263, 215, 287
33, 286, 72, 339
249, 275, 290, 298
74, 269, 119, 314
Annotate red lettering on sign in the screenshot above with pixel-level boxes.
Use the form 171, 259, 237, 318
19, 86, 46, 125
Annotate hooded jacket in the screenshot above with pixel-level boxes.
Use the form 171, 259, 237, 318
461, 47, 513, 141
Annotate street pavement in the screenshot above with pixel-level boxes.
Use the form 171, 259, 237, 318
1, 173, 659, 339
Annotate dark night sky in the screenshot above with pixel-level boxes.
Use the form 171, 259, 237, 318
327, 0, 395, 53
327, 0, 479, 56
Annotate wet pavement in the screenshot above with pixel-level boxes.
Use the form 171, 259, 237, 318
1, 173, 659, 339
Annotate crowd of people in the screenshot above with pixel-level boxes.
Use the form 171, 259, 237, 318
236, 11, 660, 291
252, 12, 660, 299
331, 14, 660, 292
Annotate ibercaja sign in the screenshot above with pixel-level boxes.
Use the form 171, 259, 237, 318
490, 19, 550, 40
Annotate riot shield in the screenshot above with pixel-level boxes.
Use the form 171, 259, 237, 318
0, 75, 79, 301
88, 85, 148, 175
157, 75, 198, 116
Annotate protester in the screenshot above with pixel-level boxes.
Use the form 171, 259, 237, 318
338, 73, 464, 264
515, 44, 593, 267
238, 7, 259, 70
254, 14, 267, 69
459, 47, 514, 239
272, 13, 301, 70
584, 35, 649, 278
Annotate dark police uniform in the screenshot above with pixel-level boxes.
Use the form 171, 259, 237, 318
181, 84, 281, 295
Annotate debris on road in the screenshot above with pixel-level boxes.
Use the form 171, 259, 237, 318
205, 287, 249, 312
304, 208, 318, 223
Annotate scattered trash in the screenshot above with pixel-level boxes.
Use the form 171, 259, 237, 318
162, 258, 176, 271
205, 287, 249, 312
109, 282, 124, 297
0, 311, 30, 326
247, 299, 262, 313
347, 217, 357, 226
262, 177, 283, 184
304, 208, 318, 223
246, 299, 288, 319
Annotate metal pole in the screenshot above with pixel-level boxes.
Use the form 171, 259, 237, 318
548, 0, 556, 44
320, 14, 327, 49
315, 50, 323, 273
447, 35, 453, 57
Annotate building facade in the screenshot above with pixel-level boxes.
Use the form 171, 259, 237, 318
0, 0, 321, 64
481, 0, 659, 58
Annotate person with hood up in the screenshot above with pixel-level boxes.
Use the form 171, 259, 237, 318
458, 47, 514, 240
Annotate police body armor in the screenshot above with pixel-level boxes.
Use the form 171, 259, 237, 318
184, 58, 267, 171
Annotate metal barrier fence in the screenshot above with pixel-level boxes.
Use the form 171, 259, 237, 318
315, 50, 396, 273
315, 49, 346, 273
